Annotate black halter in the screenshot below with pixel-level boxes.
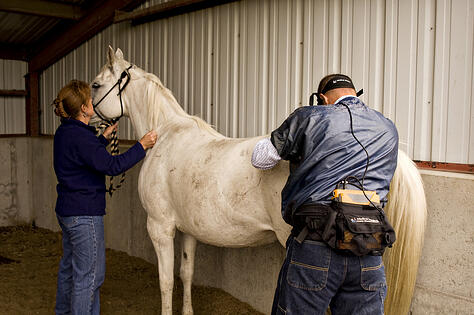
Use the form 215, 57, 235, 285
93, 65, 133, 124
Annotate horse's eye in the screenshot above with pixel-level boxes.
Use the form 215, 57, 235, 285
92, 82, 100, 89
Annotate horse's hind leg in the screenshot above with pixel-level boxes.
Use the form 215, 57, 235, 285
147, 217, 176, 315
180, 233, 197, 315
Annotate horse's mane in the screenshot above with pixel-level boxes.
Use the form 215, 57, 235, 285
142, 71, 222, 137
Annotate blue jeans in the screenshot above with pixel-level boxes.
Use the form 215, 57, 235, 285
272, 236, 386, 315
55, 215, 105, 315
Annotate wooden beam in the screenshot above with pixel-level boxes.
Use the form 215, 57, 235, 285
0, 0, 84, 20
114, 0, 239, 25
0, 44, 29, 61
0, 89, 27, 97
29, 0, 146, 73
415, 161, 474, 174
25, 72, 40, 136
0, 134, 29, 138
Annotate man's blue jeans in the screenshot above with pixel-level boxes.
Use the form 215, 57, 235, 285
272, 236, 387, 315
55, 215, 105, 315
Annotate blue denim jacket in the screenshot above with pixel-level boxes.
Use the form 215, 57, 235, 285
271, 96, 398, 225
53, 118, 145, 216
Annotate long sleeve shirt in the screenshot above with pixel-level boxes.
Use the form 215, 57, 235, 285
53, 118, 146, 216
251, 138, 281, 169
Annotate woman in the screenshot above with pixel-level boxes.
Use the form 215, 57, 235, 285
52, 80, 156, 314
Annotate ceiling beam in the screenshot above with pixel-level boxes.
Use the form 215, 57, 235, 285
0, 0, 85, 20
29, 0, 146, 73
114, 0, 239, 25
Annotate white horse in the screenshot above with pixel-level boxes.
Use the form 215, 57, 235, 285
92, 47, 427, 315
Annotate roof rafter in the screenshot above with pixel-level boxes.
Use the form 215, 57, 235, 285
0, 0, 85, 20
114, 0, 238, 25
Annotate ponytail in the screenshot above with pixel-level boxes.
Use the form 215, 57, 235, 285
53, 98, 69, 118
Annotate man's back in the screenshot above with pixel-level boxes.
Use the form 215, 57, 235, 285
270, 96, 398, 224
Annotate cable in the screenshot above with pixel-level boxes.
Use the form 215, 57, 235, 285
340, 103, 384, 214
340, 104, 369, 187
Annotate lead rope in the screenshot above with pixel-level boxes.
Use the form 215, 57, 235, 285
98, 122, 126, 196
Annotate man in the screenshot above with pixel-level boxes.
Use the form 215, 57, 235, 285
252, 74, 398, 315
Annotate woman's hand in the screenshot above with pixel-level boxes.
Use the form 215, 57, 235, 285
139, 130, 158, 150
103, 122, 118, 140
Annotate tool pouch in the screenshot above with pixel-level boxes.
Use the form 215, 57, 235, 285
322, 202, 396, 256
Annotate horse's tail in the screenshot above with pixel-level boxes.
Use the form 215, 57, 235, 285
383, 150, 427, 315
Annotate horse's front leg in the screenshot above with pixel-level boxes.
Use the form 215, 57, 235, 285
180, 233, 197, 315
147, 216, 176, 315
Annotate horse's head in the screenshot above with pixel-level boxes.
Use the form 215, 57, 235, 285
91, 46, 134, 124
91, 46, 202, 138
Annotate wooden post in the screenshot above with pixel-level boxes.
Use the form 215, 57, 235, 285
25, 72, 39, 136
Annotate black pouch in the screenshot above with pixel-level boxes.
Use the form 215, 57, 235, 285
323, 202, 396, 256
293, 204, 331, 243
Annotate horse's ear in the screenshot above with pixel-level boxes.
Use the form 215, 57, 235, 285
115, 48, 124, 60
107, 46, 115, 65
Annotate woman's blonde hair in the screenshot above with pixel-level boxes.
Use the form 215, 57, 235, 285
52, 80, 91, 119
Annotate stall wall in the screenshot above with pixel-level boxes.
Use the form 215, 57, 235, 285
0, 138, 32, 226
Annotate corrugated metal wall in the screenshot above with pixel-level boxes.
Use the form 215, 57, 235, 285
38, 0, 474, 163
0, 59, 27, 134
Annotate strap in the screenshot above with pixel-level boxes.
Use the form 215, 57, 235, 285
294, 204, 332, 243
309, 93, 318, 106
295, 226, 309, 244
296, 203, 332, 215
93, 65, 132, 124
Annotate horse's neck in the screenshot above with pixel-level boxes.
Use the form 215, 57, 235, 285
127, 78, 191, 139
127, 97, 149, 139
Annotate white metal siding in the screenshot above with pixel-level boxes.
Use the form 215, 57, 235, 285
432, 0, 474, 163
39, 0, 474, 163
0, 59, 27, 134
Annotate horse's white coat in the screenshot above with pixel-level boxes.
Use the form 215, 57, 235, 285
92, 47, 426, 315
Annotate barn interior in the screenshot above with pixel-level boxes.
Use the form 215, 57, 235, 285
0, 0, 473, 314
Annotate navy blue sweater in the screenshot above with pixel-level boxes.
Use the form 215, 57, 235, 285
53, 118, 146, 216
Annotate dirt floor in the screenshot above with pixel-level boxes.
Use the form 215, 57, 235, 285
0, 226, 264, 315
